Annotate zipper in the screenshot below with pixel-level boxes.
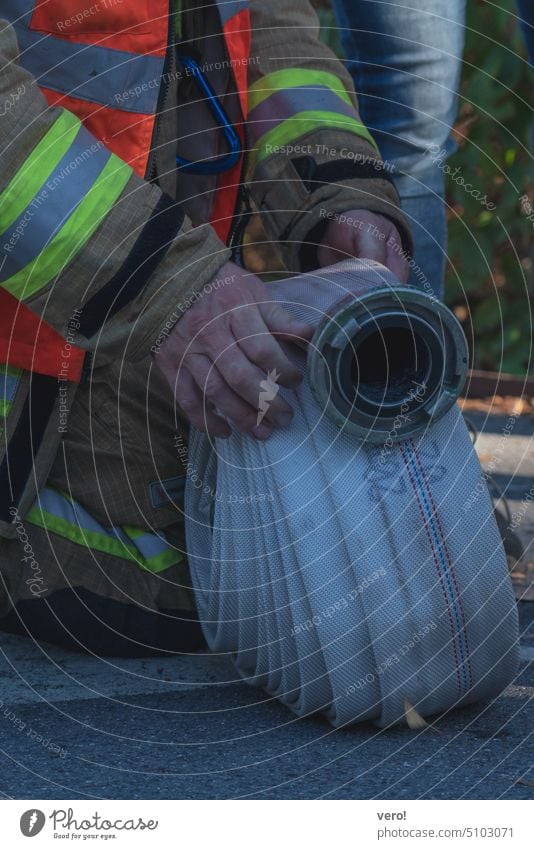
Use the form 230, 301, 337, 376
211, 12, 249, 263
228, 116, 252, 265
147, 0, 249, 260
145, 1, 177, 183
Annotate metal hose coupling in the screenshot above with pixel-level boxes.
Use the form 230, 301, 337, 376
306, 263, 469, 443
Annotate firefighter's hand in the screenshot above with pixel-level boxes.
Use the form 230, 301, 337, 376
317, 210, 409, 282
155, 261, 314, 439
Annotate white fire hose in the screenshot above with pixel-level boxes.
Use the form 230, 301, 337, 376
185, 260, 519, 727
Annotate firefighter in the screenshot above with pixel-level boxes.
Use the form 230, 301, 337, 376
0, 0, 411, 655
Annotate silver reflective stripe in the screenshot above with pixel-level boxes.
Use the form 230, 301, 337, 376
126, 531, 175, 561
0, 370, 21, 405
247, 84, 360, 145
3, 0, 164, 115
35, 488, 122, 538
213, 0, 248, 25
27, 487, 178, 568
0, 124, 110, 282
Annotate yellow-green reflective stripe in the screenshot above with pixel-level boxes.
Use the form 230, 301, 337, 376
140, 547, 184, 574
3, 155, 132, 300
26, 506, 141, 562
0, 112, 80, 233
0, 364, 23, 379
252, 111, 378, 167
0, 364, 22, 418
249, 68, 353, 110
26, 507, 181, 573
26, 504, 183, 573
123, 525, 184, 573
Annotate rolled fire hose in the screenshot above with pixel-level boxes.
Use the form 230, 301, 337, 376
185, 259, 519, 727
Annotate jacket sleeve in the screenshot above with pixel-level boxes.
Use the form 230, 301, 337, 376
0, 19, 230, 363
246, 0, 412, 272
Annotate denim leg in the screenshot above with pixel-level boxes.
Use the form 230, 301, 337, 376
516, 0, 534, 151
332, 0, 466, 297
517, 0, 534, 64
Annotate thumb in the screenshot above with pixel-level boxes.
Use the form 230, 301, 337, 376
354, 228, 388, 266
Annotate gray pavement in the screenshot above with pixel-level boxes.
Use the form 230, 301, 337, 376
0, 410, 532, 800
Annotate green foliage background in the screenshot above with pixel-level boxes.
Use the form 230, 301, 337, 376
313, 0, 533, 376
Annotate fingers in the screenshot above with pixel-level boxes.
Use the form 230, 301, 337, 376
155, 266, 311, 441
353, 228, 388, 266
317, 213, 410, 285
386, 237, 410, 283
231, 302, 305, 388
216, 341, 295, 427
174, 366, 232, 438
187, 351, 278, 439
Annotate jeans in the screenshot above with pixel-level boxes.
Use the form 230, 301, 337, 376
332, 0, 466, 297
517, 0, 534, 150
518, 0, 534, 64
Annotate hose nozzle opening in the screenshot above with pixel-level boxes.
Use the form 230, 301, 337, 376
309, 285, 468, 443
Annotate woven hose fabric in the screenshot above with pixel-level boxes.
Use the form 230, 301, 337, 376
185, 259, 519, 728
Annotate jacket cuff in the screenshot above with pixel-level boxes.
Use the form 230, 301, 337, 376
249, 130, 413, 272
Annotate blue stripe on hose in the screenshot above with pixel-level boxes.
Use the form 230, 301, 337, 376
406, 444, 470, 693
